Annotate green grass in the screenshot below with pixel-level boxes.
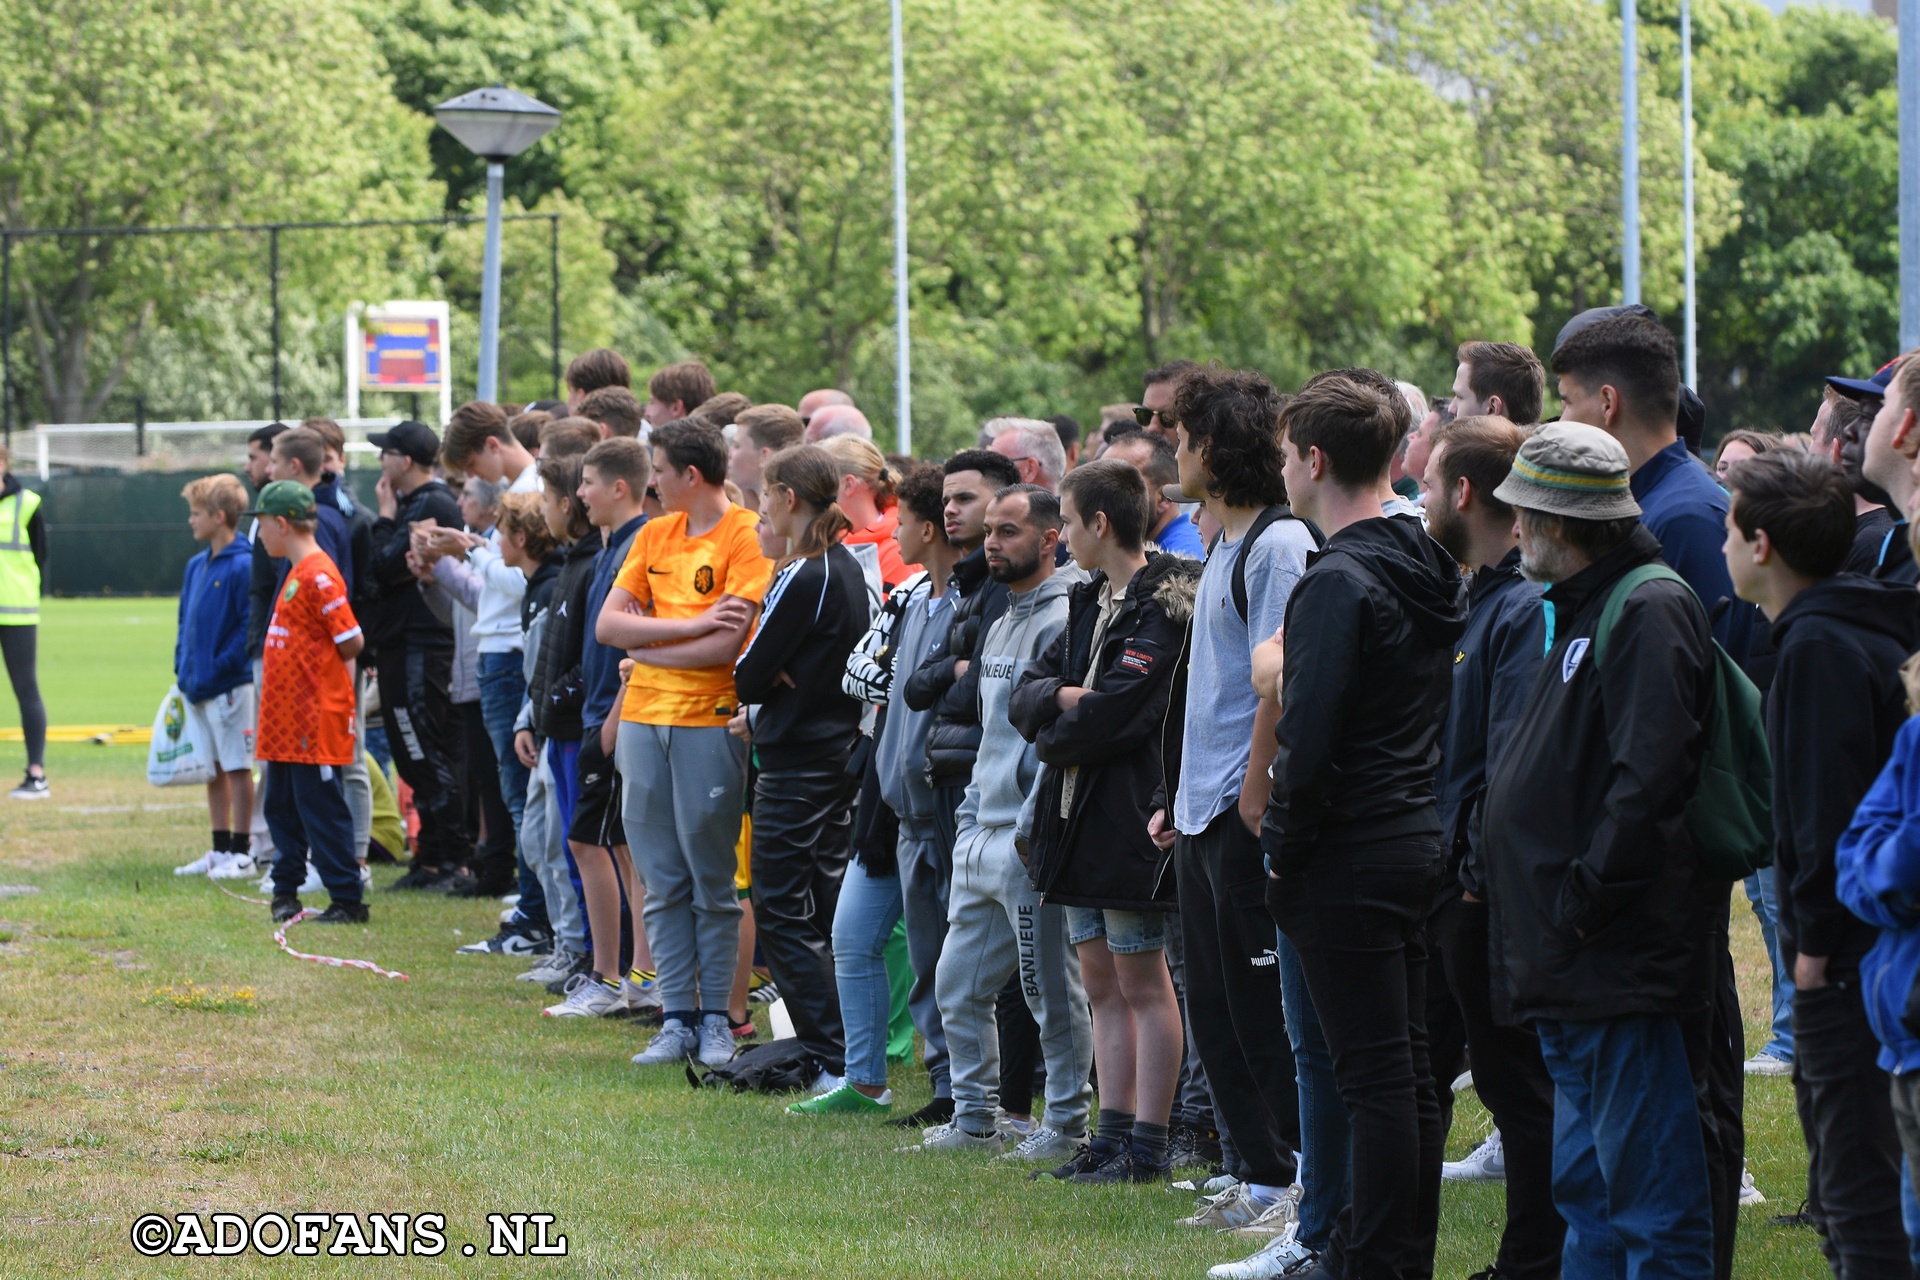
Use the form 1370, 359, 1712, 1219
0, 598, 180, 732
0, 603, 1832, 1277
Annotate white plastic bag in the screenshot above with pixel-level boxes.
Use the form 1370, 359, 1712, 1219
147, 685, 217, 787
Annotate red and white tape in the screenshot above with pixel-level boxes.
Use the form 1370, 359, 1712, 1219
214, 882, 409, 981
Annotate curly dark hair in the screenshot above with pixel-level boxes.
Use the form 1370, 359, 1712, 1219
1168, 365, 1289, 508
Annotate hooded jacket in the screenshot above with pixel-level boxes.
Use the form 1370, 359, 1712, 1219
1837, 713, 1920, 1073
1010, 553, 1199, 910
175, 533, 255, 703
529, 533, 602, 743
1766, 574, 1920, 965
1434, 547, 1544, 897
955, 565, 1083, 835
734, 542, 869, 770
904, 546, 1011, 786
1482, 524, 1719, 1022
1262, 514, 1467, 874
368, 477, 463, 651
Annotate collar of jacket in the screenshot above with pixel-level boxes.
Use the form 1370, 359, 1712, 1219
1467, 545, 1525, 607
950, 545, 989, 594
1539, 523, 1664, 619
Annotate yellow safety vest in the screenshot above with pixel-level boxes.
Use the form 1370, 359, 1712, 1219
0, 486, 43, 626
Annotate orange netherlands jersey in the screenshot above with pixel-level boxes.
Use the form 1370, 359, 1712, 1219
257, 551, 360, 765
613, 505, 772, 727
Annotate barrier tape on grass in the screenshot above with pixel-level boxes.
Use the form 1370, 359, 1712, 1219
214, 882, 410, 981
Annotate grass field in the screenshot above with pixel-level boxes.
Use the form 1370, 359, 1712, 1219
0, 602, 1832, 1278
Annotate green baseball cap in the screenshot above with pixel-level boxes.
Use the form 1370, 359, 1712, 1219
242, 479, 318, 521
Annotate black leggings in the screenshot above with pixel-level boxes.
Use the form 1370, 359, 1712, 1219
1, 626, 45, 769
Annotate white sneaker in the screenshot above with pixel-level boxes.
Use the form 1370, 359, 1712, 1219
500, 906, 518, 925
174, 849, 219, 876
1739, 1164, 1767, 1206
1451, 1069, 1475, 1092
542, 973, 624, 1018
696, 1014, 735, 1067
206, 852, 258, 880
501, 893, 520, 907
359, 864, 372, 888
809, 1069, 846, 1096
1179, 1182, 1275, 1230
1230, 1184, 1304, 1238
1442, 1130, 1505, 1182
997, 1125, 1081, 1164
619, 975, 663, 1016
299, 865, 322, 894
1209, 1225, 1317, 1280
1173, 1173, 1242, 1195
914, 1122, 1006, 1153
632, 1018, 700, 1065
519, 945, 584, 984
1743, 1052, 1792, 1078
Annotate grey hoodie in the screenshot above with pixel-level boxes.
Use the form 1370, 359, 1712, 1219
956, 566, 1086, 834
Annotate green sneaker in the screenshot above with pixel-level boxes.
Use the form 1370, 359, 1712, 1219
786, 1083, 893, 1116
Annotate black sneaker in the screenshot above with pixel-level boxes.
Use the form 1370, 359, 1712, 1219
450, 870, 517, 899
1165, 1121, 1223, 1170
886, 1097, 956, 1128
8, 771, 48, 801
313, 901, 370, 924
1071, 1147, 1170, 1184
457, 921, 553, 957
543, 950, 594, 995
386, 864, 446, 891
1031, 1140, 1119, 1182
270, 895, 303, 923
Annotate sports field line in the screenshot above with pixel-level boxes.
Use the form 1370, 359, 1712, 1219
0, 724, 152, 744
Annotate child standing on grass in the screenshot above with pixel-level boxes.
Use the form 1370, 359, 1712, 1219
249, 480, 368, 926
171, 474, 259, 881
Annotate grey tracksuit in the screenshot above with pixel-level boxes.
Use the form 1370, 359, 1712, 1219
935, 567, 1093, 1137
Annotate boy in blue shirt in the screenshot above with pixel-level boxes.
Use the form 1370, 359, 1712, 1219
172, 474, 259, 880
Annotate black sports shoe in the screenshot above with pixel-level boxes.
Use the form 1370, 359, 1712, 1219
386, 864, 447, 891
270, 895, 303, 923
313, 901, 370, 924
1031, 1140, 1120, 1182
456, 921, 553, 956
1165, 1121, 1223, 1170
886, 1097, 956, 1128
1071, 1147, 1169, 1184
8, 771, 48, 801
543, 950, 594, 995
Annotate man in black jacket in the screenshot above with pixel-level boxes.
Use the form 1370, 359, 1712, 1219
366, 420, 468, 889
1481, 422, 1717, 1280
1723, 450, 1920, 1278
1422, 416, 1564, 1280
1262, 372, 1466, 1280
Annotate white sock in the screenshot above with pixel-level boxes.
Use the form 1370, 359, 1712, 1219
1246, 1183, 1286, 1206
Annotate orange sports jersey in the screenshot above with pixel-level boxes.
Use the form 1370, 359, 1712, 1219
257, 551, 361, 765
613, 504, 772, 727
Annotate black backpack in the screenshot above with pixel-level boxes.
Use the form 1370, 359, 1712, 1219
684, 1037, 818, 1094
1208, 504, 1325, 622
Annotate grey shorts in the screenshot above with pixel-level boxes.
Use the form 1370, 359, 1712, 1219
1065, 906, 1169, 955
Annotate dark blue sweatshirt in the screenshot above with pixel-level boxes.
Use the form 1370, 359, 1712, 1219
176, 534, 254, 702
580, 514, 648, 735
1630, 439, 1758, 664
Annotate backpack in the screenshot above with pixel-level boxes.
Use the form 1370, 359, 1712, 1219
1209, 505, 1325, 624
683, 1036, 817, 1094
1591, 563, 1773, 881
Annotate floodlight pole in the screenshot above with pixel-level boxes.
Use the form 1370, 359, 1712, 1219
1903, 0, 1920, 348
890, 0, 912, 455
1621, 0, 1641, 305
478, 161, 506, 406
1682, 0, 1697, 386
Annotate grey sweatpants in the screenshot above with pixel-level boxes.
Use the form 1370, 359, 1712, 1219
617, 722, 747, 1013
524, 742, 583, 951
936, 821, 1092, 1138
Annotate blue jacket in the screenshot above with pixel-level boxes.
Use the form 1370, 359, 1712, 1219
176, 534, 255, 703
1630, 439, 1759, 665
580, 514, 648, 734
1837, 713, 1920, 1074
1153, 512, 1205, 559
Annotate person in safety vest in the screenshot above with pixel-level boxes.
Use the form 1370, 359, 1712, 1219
0, 443, 48, 799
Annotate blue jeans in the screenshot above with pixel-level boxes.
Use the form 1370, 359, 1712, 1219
477, 653, 539, 918
833, 858, 901, 1089
1276, 929, 1350, 1252
1742, 869, 1793, 1061
1537, 1015, 1713, 1280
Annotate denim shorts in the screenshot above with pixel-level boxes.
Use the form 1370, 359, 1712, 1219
1065, 906, 1169, 954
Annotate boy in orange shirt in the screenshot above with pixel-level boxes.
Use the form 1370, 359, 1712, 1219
249, 481, 368, 925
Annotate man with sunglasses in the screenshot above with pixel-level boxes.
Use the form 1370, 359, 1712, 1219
1137, 360, 1201, 444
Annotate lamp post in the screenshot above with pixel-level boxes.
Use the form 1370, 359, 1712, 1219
432, 86, 561, 405
1621, 0, 1640, 305
890, 0, 912, 455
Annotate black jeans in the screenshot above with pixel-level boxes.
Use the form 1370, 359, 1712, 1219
1270, 840, 1443, 1280
1432, 894, 1565, 1280
1176, 808, 1300, 1188
750, 761, 857, 1075
0, 625, 44, 769
996, 975, 1044, 1116
461, 700, 515, 886
1791, 968, 1910, 1279
1681, 888, 1745, 1280
264, 761, 359, 905
374, 643, 469, 869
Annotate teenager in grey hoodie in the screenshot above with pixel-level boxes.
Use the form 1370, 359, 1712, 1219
924, 485, 1093, 1158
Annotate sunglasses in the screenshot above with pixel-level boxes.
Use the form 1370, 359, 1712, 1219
1132, 406, 1170, 428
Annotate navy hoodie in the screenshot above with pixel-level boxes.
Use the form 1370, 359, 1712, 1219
176, 533, 254, 702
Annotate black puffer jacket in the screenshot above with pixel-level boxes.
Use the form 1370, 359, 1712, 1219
1482, 524, 1720, 1022
903, 546, 1010, 786
529, 533, 602, 743
367, 478, 463, 651
1009, 554, 1199, 911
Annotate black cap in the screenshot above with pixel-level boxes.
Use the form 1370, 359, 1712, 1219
1826, 359, 1898, 402
366, 419, 440, 465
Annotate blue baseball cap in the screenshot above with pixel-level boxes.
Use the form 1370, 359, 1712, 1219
1827, 359, 1897, 401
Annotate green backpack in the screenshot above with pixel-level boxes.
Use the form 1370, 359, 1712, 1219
1591, 564, 1774, 882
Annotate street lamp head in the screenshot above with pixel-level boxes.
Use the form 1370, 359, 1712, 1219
432, 86, 561, 162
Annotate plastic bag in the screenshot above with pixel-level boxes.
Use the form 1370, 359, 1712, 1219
147, 685, 217, 787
